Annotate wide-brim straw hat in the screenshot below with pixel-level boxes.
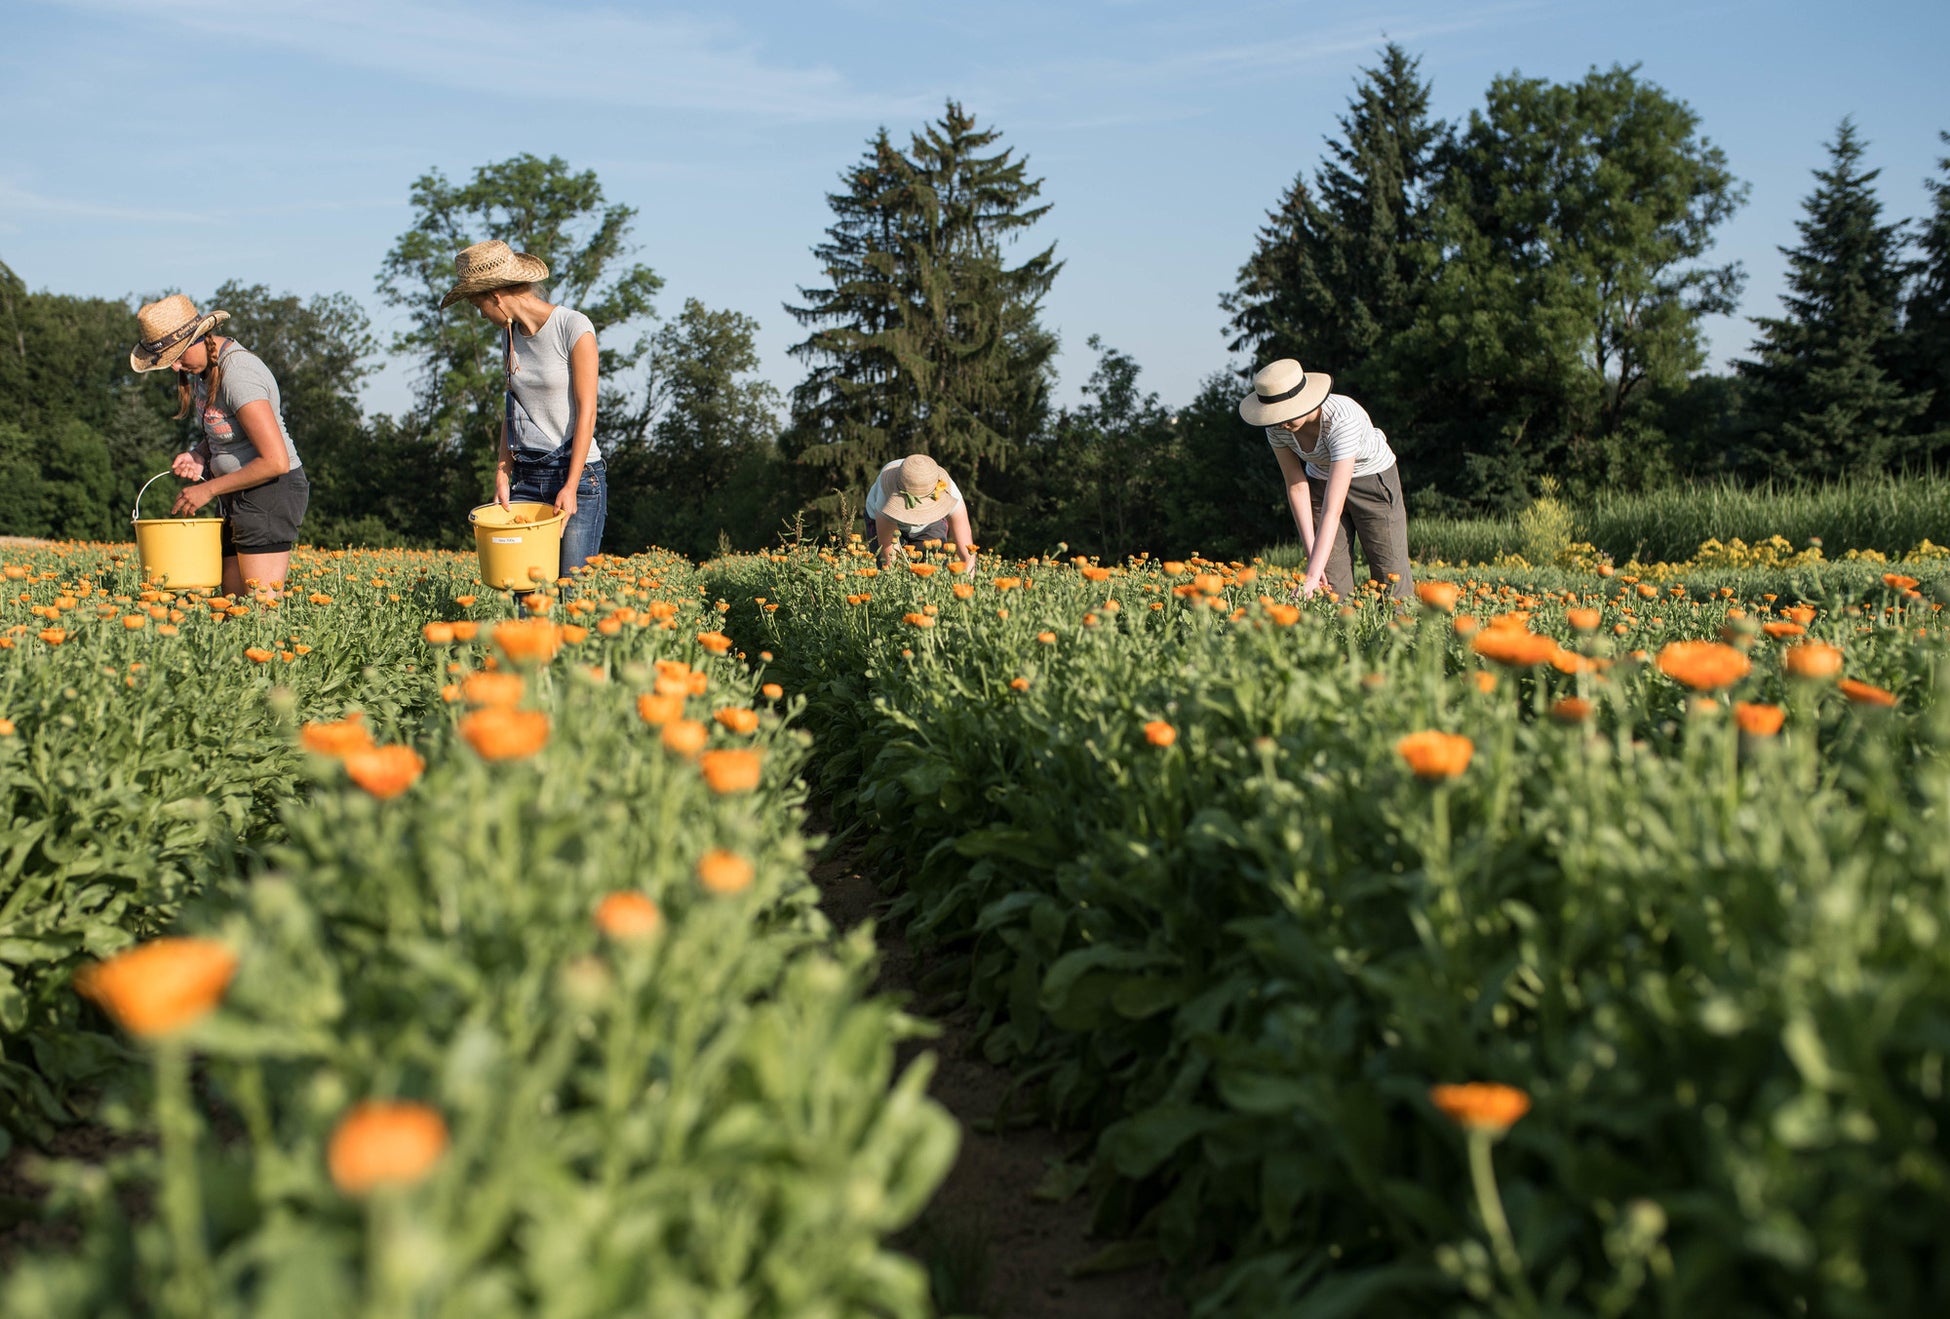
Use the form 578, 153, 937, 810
1238, 358, 1333, 426
439, 239, 551, 309
882, 454, 956, 526
130, 295, 229, 373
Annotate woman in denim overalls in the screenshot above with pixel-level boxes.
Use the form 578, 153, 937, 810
440, 240, 607, 576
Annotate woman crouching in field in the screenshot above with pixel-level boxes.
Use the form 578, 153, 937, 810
1240, 358, 1413, 601
864, 454, 976, 573
442, 240, 606, 575
133, 295, 309, 597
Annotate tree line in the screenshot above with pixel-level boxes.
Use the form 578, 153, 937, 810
2, 46, 1945, 562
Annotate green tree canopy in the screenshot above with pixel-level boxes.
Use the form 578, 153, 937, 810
1898, 132, 1950, 448
784, 102, 1061, 527
1737, 119, 1924, 477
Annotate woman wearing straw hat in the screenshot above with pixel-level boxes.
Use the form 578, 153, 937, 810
441, 239, 606, 576
1239, 359, 1413, 601
864, 454, 976, 573
133, 295, 309, 597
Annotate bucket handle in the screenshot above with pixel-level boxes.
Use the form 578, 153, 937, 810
134, 470, 215, 523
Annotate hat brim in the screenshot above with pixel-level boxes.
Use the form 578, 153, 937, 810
1238, 372, 1333, 426
130, 311, 228, 374
883, 494, 955, 527
439, 252, 551, 309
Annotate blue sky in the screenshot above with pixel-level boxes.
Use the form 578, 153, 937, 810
4, 0, 1946, 422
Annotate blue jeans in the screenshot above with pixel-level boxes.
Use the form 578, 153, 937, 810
511, 451, 607, 577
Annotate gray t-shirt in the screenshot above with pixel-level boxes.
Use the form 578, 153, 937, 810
192, 341, 302, 474
506, 307, 600, 461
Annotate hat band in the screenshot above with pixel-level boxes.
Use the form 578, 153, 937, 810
139, 317, 206, 357
1256, 376, 1307, 405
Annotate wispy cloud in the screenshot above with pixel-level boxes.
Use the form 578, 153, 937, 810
29, 0, 926, 122
0, 179, 399, 226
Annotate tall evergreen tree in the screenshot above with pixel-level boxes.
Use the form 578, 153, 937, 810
1737, 119, 1924, 477
1898, 132, 1950, 447
784, 102, 1060, 526
1222, 43, 1448, 397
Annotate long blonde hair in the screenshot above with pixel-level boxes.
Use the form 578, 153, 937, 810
171, 335, 227, 421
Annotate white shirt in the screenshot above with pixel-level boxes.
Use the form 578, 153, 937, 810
1265, 394, 1396, 481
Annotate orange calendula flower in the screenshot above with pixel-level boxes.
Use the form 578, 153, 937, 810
121, 614, 147, 631
450, 620, 478, 641
1009, 676, 1031, 692
1143, 720, 1177, 747
1396, 730, 1474, 780
453, 595, 478, 608
1839, 678, 1897, 707
1472, 671, 1498, 694
1883, 573, 1920, 591
493, 619, 563, 664
1782, 604, 1817, 625
1266, 603, 1301, 626
1548, 696, 1594, 724
1761, 621, 1805, 639
0, 719, 15, 736
38, 627, 67, 645
713, 707, 759, 735
245, 647, 276, 664
422, 622, 455, 645
1655, 641, 1750, 691
1782, 641, 1843, 680
459, 707, 550, 761
909, 563, 939, 578
461, 671, 525, 708
595, 891, 662, 941
327, 1101, 449, 1196
1429, 1082, 1531, 1135
74, 937, 238, 1038
559, 623, 589, 644
1470, 629, 1558, 668
343, 745, 425, 799
1732, 702, 1785, 736
1415, 581, 1460, 612
760, 682, 784, 701
1565, 608, 1601, 632
696, 849, 754, 895
695, 630, 733, 655
661, 719, 709, 758
300, 717, 374, 759
698, 748, 763, 794
1036, 631, 1057, 645
636, 692, 684, 726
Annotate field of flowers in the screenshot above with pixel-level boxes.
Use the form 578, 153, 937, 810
710, 541, 1949, 1317
0, 545, 954, 1316
4, 529, 1947, 1317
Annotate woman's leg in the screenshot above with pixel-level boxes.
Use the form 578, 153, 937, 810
559, 464, 607, 574
1347, 466, 1414, 599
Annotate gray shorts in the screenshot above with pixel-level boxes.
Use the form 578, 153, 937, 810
220, 469, 309, 556
1311, 462, 1413, 599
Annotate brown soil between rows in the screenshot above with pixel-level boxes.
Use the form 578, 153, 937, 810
810, 824, 1187, 1319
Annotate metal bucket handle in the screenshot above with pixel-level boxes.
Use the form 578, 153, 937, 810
133, 471, 176, 524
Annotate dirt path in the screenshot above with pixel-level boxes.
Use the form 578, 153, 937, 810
811, 823, 1187, 1319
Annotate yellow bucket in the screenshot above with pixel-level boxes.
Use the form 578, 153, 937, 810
470, 501, 566, 589
132, 472, 224, 589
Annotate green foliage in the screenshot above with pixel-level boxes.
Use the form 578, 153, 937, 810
1898, 133, 1950, 448
1737, 119, 1925, 476
784, 102, 1061, 529
1515, 476, 1574, 566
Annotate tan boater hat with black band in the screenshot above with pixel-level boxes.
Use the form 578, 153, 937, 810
1238, 358, 1333, 426
439, 239, 551, 309
883, 454, 956, 526
130, 295, 229, 373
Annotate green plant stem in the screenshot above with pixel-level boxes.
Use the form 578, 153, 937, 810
155, 1038, 211, 1319
1468, 1130, 1538, 1316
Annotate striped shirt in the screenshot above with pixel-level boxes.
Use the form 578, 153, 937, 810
1265, 394, 1396, 481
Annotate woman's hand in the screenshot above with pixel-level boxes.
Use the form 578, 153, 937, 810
171, 452, 205, 480
171, 484, 216, 517
1299, 571, 1328, 599
553, 485, 578, 518
495, 466, 513, 511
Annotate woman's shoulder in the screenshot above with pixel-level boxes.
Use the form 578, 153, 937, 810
550, 306, 596, 343
1323, 393, 1374, 428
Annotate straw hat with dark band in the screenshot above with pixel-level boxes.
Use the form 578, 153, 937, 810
882, 454, 956, 526
1238, 358, 1333, 427
439, 239, 551, 309
130, 295, 229, 373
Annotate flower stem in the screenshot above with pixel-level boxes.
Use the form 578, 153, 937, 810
155, 1038, 211, 1319
1468, 1130, 1538, 1315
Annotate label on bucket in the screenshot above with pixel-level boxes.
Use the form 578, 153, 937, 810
491, 536, 522, 544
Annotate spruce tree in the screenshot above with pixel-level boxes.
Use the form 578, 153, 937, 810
1898, 133, 1950, 445
784, 102, 1059, 526
1222, 44, 1448, 392
1737, 119, 1923, 477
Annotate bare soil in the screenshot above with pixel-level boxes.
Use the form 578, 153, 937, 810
811, 825, 1186, 1319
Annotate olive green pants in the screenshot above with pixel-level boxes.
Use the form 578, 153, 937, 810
1310, 463, 1413, 600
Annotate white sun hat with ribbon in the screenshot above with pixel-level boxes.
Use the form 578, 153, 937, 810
882, 454, 957, 526
1238, 357, 1333, 426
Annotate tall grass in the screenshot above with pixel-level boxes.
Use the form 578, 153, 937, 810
1404, 474, 1950, 565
